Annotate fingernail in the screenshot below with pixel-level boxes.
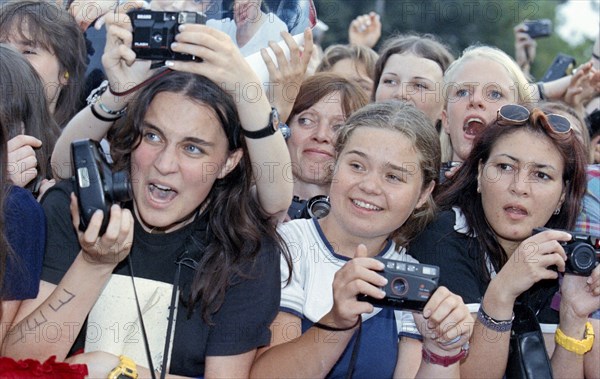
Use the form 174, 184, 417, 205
171, 42, 178, 49
428, 321, 435, 329
178, 24, 186, 31
165, 61, 174, 67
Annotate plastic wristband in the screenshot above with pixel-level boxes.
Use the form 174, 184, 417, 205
90, 104, 121, 122
422, 343, 469, 367
477, 305, 514, 333
555, 322, 594, 355
312, 317, 361, 331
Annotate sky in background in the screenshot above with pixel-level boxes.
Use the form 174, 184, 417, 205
557, 0, 599, 45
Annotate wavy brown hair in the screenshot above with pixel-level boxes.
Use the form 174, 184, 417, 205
334, 101, 440, 248
109, 71, 288, 323
436, 106, 587, 278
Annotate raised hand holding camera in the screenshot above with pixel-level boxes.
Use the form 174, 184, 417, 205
323, 244, 387, 330
357, 257, 439, 312
71, 139, 132, 235
70, 139, 134, 266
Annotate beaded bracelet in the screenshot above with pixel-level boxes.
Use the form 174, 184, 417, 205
477, 305, 514, 333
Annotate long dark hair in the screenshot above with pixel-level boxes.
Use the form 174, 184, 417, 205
110, 71, 288, 323
0, 119, 10, 316
0, 44, 60, 192
0, 1, 87, 127
436, 106, 587, 278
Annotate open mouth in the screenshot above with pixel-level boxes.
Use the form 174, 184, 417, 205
149, 183, 177, 202
463, 118, 485, 136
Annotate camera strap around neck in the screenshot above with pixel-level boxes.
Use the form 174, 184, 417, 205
127, 255, 157, 379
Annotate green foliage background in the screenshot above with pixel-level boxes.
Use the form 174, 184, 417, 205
314, 0, 597, 80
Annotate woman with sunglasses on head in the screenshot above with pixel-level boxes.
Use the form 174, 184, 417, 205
251, 101, 473, 379
408, 103, 599, 378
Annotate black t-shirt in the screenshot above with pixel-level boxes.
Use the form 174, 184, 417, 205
41, 180, 281, 376
408, 209, 559, 324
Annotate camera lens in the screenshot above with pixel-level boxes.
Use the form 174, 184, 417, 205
570, 243, 596, 273
152, 33, 163, 44
110, 171, 133, 203
391, 278, 408, 296
307, 196, 330, 219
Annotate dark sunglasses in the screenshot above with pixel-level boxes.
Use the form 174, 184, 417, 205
496, 104, 572, 134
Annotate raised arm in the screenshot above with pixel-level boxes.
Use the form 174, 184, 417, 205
52, 2, 153, 179
167, 25, 293, 221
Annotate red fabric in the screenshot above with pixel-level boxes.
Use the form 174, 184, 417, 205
0, 356, 88, 378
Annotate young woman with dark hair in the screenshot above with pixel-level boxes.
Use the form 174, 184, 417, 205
0, 44, 60, 194
409, 104, 599, 378
0, 1, 88, 127
2, 21, 293, 379
0, 118, 45, 346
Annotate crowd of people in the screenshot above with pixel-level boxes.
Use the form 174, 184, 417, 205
0, 0, 598, 378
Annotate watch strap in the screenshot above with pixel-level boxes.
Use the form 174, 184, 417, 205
241, 107, 279, 139
555, 322, 594, 355
107, 355, 138, 379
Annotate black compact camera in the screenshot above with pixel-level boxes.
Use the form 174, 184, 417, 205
358, 258, 439, 312
541, 54, 576, 82
533, 227, 600, 276
524, 19, 552, 39
71, 139, 132, 235
439, 161, 461, 183
287, 195, 331, 220
129, 10, 207, 61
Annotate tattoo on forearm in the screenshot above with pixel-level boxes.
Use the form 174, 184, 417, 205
26, 310, 47, 330
49, 289, 76, 312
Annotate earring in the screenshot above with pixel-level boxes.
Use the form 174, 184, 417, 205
553, 207, 561, 215
64, 72, 70, 80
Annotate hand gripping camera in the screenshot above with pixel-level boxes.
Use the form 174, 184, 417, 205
129, 10, 207, 61
71, 139, 132, 235
358, 257, 440, 312
533, 227, 600, 276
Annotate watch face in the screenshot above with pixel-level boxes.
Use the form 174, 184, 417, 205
271, 108, 280, 131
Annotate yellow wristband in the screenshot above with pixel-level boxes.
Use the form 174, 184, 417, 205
107, 355, 138, 379
555, 322, 594, 355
